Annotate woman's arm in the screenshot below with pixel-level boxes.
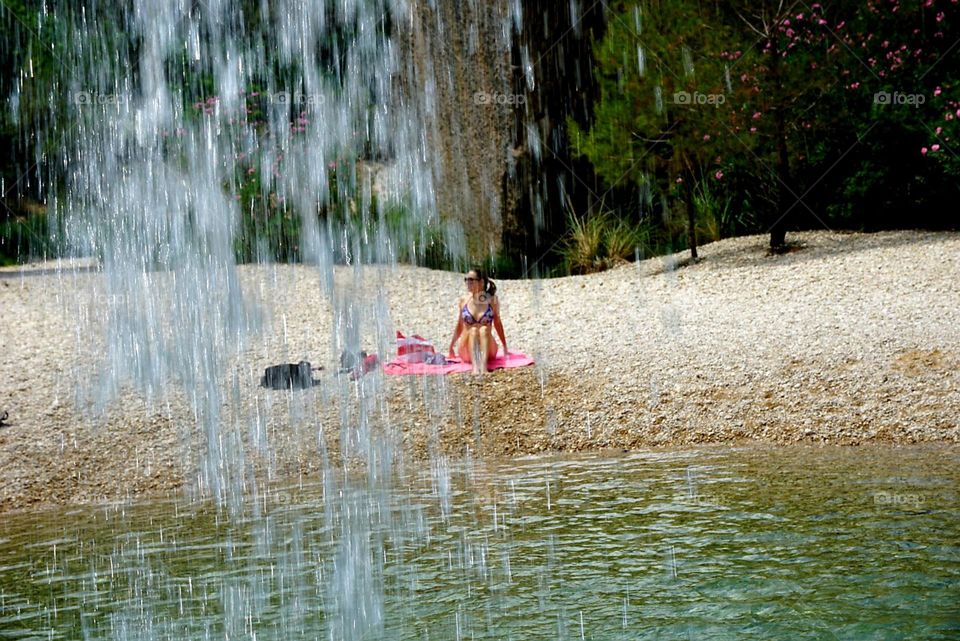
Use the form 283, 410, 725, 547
448, 298, 464, 357
492, 296, 507, 354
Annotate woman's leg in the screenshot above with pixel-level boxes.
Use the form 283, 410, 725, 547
472, 326, 485, 373
485, 326, 498, 364
458, 327, 478, 370
478, 326, 497, 372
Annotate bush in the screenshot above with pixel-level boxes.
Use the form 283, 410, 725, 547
557, 208, 647, 274
0, 203, 55, 266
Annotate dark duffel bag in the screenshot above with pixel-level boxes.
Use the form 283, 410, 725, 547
260, 361, 319, 390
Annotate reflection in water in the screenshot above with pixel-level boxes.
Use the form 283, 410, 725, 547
1, 445, 957, 640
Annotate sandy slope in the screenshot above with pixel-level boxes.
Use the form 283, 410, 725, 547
1, 230, 957, 511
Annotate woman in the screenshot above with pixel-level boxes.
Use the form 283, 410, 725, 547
448, 268, 508, 374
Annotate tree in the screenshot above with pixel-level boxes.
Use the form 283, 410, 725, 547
719, 0, 858, 250
569, 0, 737, 260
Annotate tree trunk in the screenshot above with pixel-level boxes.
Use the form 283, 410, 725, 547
684, 171, 698, 260
768, 35, 791, 252
771, 113, 791, 251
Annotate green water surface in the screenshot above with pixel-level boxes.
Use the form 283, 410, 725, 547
0, 445, 957, 640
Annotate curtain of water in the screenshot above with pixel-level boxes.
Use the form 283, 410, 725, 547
27, 0, 528, 637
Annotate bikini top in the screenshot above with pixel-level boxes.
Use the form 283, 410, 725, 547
462, 300, 494, 326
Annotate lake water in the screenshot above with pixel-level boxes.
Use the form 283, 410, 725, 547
1, 446, 957, 640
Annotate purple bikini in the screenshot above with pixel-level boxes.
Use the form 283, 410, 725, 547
462, 302, 494, 326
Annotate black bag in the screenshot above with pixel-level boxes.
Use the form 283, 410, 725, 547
260, 361, 318, 390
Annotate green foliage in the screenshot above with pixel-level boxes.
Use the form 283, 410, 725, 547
560, 211, 606, 274
568, 0, 739, 259
0, 206, 56, 265
692, 179, 734, 242
3, 0, 958, 273
557, 206, 648, 274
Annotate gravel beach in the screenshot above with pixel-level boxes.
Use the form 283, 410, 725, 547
1, 230, 958, 512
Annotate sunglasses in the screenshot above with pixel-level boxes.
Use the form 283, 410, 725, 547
464, 277, 480, 283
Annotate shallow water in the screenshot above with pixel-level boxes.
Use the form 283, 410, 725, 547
1, 445, 957, 640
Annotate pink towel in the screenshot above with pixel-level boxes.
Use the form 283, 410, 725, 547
383, 350, 535, 376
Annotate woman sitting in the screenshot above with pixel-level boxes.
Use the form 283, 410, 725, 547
447, 268, 508, 374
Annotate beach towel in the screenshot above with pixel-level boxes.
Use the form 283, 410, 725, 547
383, 350, 535, 376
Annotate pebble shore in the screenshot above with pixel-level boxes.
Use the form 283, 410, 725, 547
1, 230, 957, 512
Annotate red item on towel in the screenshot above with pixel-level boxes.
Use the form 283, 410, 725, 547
350, 353, 380, 380
396, 331, 435, 356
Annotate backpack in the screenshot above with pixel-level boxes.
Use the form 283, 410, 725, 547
260, 361, 318, 390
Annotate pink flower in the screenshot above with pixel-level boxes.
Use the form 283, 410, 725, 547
703, 134, 711, 141
714, 170, 724, 180
247, 167, 255, 174
796, 13, 804, 20
783, 19, 791, 26
936, 127, 943, 134
932, 144, 941, 152
752, 111, 762, 120
935, 87, 942, 96
937, 11, 945, 22
921, 147, 928, 155
749, 127, 758, 133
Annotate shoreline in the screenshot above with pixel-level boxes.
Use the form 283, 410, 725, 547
1, 230, 958, 512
